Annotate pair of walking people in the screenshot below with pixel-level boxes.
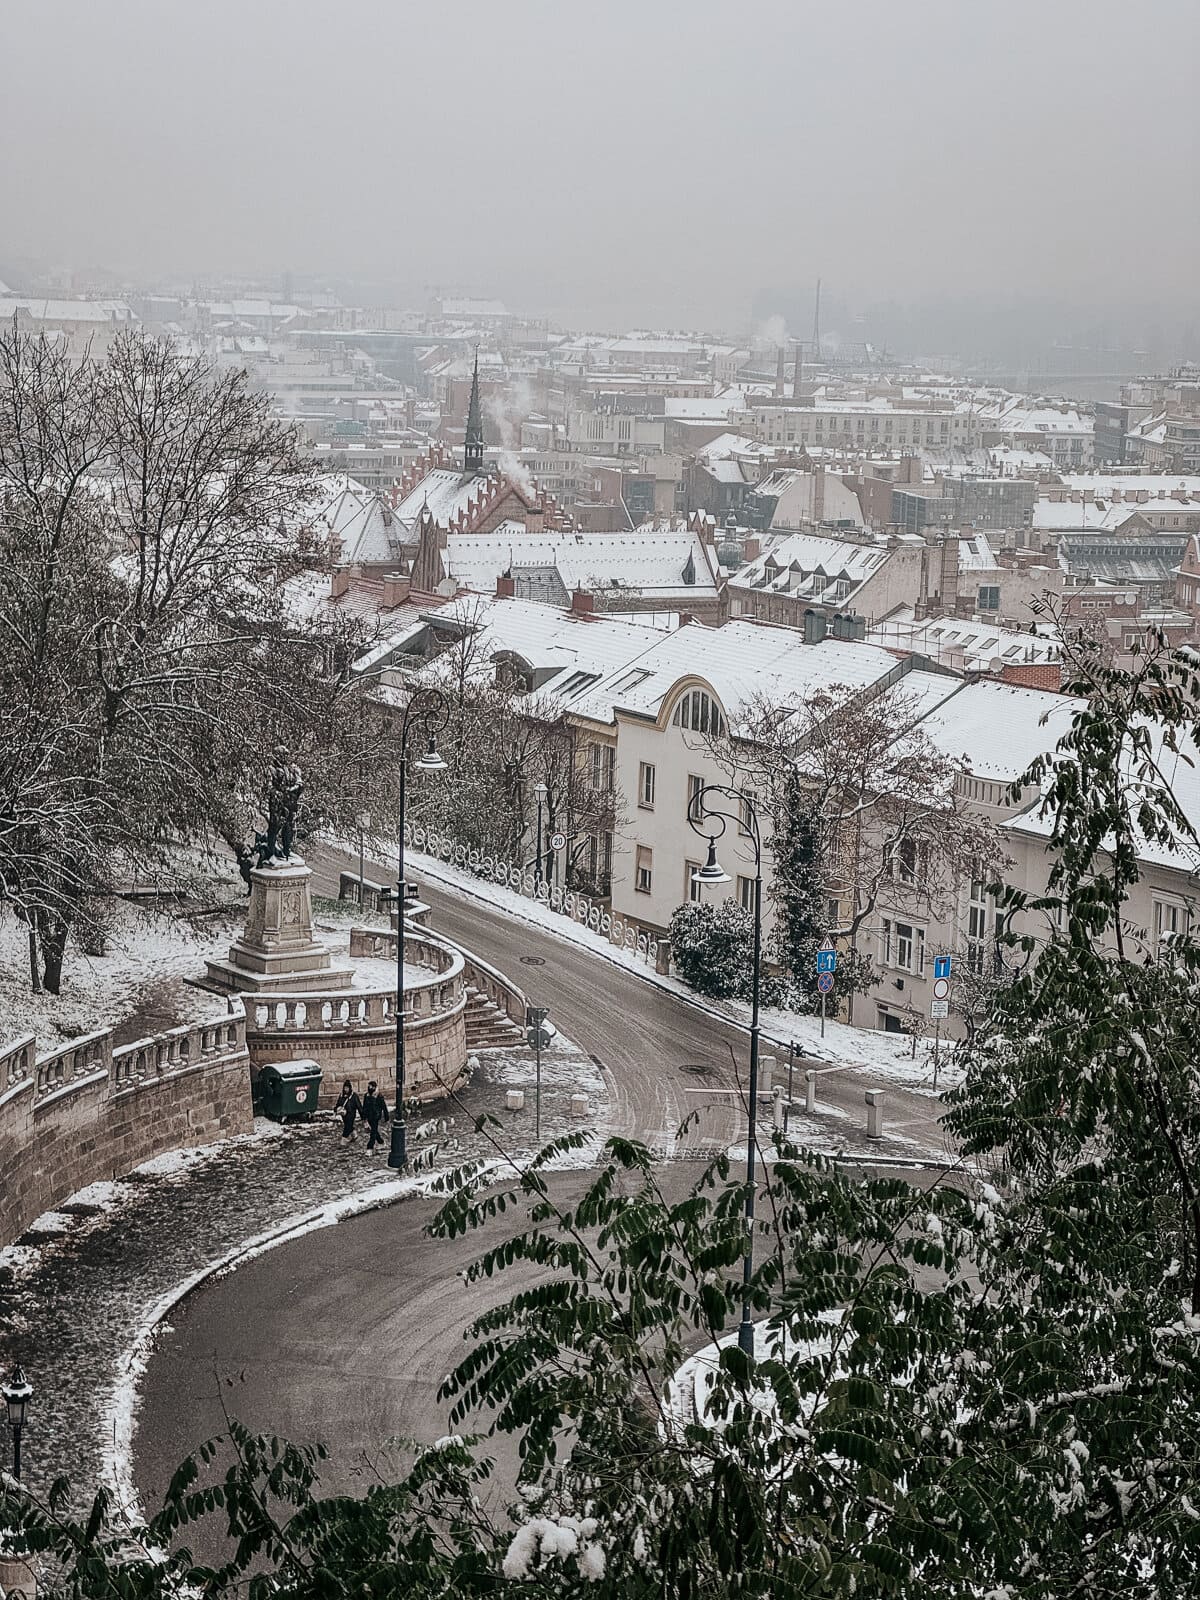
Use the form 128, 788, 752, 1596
334, 1078, 390, 1150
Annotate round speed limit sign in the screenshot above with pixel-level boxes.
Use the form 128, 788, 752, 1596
549, 831, 567, 851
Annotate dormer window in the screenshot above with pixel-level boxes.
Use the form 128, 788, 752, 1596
673, 688, 725, 737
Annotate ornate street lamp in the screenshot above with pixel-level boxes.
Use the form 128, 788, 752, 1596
384, 687, 449, 1171
533, 781, 548, 892
3, 1364, 32, 1481
689, 784, 763, 1358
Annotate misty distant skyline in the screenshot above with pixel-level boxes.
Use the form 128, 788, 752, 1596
5, 0, 1198, 353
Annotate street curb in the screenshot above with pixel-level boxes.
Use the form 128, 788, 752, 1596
104, 1171, 437, 1528
406, 852, 800, 1051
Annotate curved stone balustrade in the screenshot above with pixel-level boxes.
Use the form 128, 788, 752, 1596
111, 1013, 247, 1090
0, 1034, 34, 1099
246, 928, 469, 1106
0, 1000, 251, 1249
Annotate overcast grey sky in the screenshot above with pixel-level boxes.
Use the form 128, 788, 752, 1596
4, 0, 1197, 337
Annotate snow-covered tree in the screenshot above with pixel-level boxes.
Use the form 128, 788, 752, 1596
0, 327, 394, 991
668, 897, 757, 1000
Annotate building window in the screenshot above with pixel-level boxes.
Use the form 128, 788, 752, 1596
1154, 899, 1189, 950
638, 761, 656, 809
687, 773, 705, 823
967, 875, 989, 975
882, 917, 925, 973
589, 743, 615, 792
978, 585, 1000, 611
737, 875, 755, 911
892, 836, 924, 884
739, 787, 758, 836
673, 688, 725, 737
686, 861, 702, 903
636, 846, 653, 895
585, 831, 614, 891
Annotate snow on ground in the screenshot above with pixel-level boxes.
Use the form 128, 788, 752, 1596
665, 1312, 843, 1435
0, 899, 241, 1049
0, 900, 432, 1055
402, 847, 959, 1098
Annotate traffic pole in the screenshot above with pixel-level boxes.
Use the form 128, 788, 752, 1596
535, 1026, 542, 1141
933, 1017, 940, 1090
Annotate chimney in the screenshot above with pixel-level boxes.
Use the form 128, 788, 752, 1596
330, 568, 351, 600
382, 572, 410, 608
743, 535, 762, 561
570, 587, 595, 616
813, 463, 826, 522
774, 346, 785, 398
525, 503, 545, 533
496, 572, 515, 598
939, 533, 961, 601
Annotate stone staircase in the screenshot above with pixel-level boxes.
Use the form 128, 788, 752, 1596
464, 984, 526, 1050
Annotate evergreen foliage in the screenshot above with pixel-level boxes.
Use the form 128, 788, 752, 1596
770, 770, 873, 1010
668, 898, 757, 1001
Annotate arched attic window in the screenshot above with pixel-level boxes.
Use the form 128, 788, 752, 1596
493, 651, 533, 693
672, 687, 725, 737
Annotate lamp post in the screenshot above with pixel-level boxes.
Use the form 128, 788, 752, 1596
533, 781, 548, 892
689, 783, 763, 1358
3, 1365, 31, 1481
384, 687, 449, 1171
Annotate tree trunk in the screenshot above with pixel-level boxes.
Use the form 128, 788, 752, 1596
28, 924, 41, 994
36, 909, 69, 995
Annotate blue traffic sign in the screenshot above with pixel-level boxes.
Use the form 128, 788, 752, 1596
933, 955, 953, 980
816, 948, 837, 974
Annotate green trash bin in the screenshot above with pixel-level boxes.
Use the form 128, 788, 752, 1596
259, 1058, 323, 1122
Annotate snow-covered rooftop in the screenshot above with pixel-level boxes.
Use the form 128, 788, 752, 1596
914, 680, 1080, 785
869, 609, 1062, 673
393, 467, 482, 530
443, 526, 721, 603
1033, 495, 1200, 533
977, 398, 1093, 437
728, 532, 890, 600
0, 296, 135, 323
569, 620, 904, 733
1008, 717, 1200, 873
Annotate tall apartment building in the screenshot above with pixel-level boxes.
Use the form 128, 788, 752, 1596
747, 397, 975, 454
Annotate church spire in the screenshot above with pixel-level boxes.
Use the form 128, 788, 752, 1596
464, 349, 484, 476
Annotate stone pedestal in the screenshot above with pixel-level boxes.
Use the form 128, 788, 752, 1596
206, 858, 353, 994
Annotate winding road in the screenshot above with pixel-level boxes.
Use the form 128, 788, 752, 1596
133, 844, 950, 1519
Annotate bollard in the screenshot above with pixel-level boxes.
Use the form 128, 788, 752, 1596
865, 1089, 885, 1140
805, 1069, 816, 1114
570, 1092, 589, 1119
772, 1085, 785, 1131
505, 1088, 525, 1112
759, 1056, 774, 1098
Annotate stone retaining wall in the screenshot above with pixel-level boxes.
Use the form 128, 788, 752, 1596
246, 928, 468, 1106
0, 1003, 252, 1249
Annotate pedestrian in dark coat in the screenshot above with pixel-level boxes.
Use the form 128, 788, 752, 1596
361, 1081, 391, 1151
334, 1079, 361, 1141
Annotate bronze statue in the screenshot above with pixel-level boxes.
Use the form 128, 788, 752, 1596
260, 746, 304, 864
